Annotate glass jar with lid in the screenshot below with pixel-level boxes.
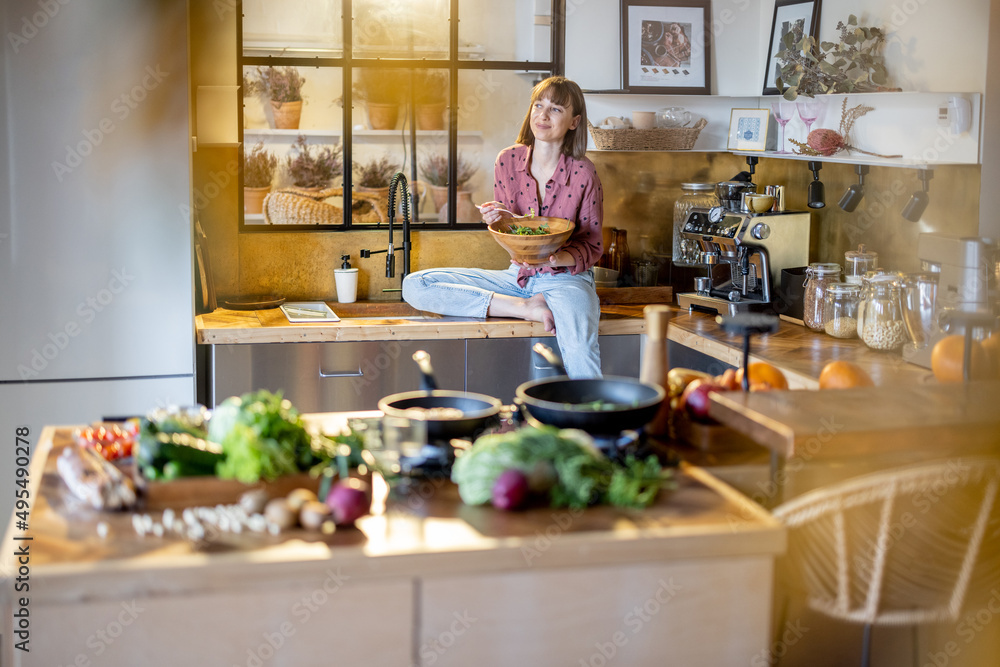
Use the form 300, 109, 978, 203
860, 275, 909, 350
857, 268, 886, 334
844, 244, 878, 284
803, 262, 841, 331
823, 283, 863, 338
672, 183, 718, 266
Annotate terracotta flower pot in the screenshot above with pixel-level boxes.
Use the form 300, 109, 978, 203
416, 102, 446, 131
366, 103, 399, 130
427, 184, 449, 213
244, 186, 270, 215
438, 190, 479, 223
270, 99, 302, 130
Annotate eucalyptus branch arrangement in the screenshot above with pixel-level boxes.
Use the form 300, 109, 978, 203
776, 15, 893, 101
790, 98, 901, 158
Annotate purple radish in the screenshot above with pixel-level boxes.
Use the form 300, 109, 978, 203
325, 478, 371, 525
492, 469, 530, 511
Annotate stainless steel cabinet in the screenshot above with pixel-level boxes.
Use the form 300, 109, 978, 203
466, 335, 640, 402
208, 335, 639, 411
209, 340, 466, 412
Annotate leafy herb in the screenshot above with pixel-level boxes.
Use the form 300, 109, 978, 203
210, 390, 318, 483
606, 455, 673, 509
507, 223, 550, 236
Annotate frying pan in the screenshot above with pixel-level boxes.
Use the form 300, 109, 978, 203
378, 351, 502, 441
515, 344, 666, 435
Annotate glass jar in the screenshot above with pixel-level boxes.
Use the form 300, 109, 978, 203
803, 262, 841, 331
844, 244, 878, 284
823, 283, 862, 338
860, 275, 909, 351
672, 183, 718, 266
856, 268, 887, 334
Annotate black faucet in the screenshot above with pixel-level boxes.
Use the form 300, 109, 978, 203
360, 171, 411, 294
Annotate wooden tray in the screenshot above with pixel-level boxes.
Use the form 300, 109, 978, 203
671, 411, 761, 453
136, 471, 322, 510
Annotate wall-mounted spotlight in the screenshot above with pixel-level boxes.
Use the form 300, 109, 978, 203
838, 164, 870, 212
901, 168, 933, 222
807, 161, 825, 209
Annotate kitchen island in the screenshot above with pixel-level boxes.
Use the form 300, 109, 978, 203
2, 420, 784, 667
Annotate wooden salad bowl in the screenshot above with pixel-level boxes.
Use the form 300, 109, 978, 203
487, 217, 575, 264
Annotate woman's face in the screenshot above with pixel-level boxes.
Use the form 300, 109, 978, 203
529, 95, 580, 144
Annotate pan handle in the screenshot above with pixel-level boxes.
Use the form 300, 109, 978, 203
531, 342, 569, 376
412, 350, 439, 391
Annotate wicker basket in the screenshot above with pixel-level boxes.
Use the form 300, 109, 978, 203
262, 187, 388, 226
588, 117, 707, 151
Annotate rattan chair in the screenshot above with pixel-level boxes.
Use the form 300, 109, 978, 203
772, 457, 1000, 667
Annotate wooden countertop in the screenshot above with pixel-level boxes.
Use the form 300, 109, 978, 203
709, 380, 1000, 460
3, 421, 783, 606
196, 302, 651, 345
666, 310, 933, 389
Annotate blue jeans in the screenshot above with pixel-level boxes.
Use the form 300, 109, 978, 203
402, 265, 602, 378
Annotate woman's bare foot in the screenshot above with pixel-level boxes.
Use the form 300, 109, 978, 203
488, 293, 555, 333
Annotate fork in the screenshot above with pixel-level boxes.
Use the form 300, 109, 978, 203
475, 203, 527, 219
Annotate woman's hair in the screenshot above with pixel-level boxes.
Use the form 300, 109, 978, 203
515, 76, 589, 160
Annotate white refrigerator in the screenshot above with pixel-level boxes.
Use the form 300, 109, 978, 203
0, 0, 195, 525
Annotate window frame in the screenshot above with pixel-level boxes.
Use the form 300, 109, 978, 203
237, 0, 567, 232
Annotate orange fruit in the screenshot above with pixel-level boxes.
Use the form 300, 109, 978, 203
931, 334, 993, 383
735, 362, 789, 390
818, 360, 875, 389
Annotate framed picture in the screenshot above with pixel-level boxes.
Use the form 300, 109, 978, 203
762, 0, 821, 95
728, 109, 770, 151
621, 0, 711, 95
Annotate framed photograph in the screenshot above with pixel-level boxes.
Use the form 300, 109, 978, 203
621, 0, 711, 95
728, 109, 770, 151
762, 0, 821, 95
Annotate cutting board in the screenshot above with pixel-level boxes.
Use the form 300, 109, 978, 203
708, 380, 1000, 460
595, 286, 672, 305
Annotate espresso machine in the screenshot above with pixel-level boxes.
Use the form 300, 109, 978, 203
901, 233, 1000, 368
676, 181, 811, 315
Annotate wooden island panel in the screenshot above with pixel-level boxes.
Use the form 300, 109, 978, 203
2, 423, 784, 666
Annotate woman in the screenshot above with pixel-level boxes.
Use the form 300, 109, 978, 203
402, 76, 604, 378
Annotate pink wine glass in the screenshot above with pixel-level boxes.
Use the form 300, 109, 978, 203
796, 100, 824, 140
771, 101, 794, 154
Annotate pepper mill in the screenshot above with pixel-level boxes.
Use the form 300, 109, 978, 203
640, 305, 672, 438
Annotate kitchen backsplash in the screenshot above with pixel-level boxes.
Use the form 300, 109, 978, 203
197, 149, 980, 303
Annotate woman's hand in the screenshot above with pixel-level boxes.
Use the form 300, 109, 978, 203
477, 201, 511, 225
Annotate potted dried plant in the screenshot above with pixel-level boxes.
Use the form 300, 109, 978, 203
354, 69, 406, 130
285, 135, 342, 190
413, 70, 448, 131
257, 66, 306, 129
243, 142, 278, 215
418, 152, 478, 214
776, 15, 895, 101
353, 154, 400, 201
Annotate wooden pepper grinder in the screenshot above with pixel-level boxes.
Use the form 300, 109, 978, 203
640, 305, 672, 438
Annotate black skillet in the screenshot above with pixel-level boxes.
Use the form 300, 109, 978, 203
515, 343, 666, 435
377, 351, 502, 442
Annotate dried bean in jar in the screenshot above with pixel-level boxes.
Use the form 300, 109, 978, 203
862, 320, 908, 350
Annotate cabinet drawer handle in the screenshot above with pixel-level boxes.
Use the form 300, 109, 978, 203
318, 366, 364, 378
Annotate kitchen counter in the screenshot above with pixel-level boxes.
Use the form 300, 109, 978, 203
2, 419, 784, 666
195, 295, 663, 345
